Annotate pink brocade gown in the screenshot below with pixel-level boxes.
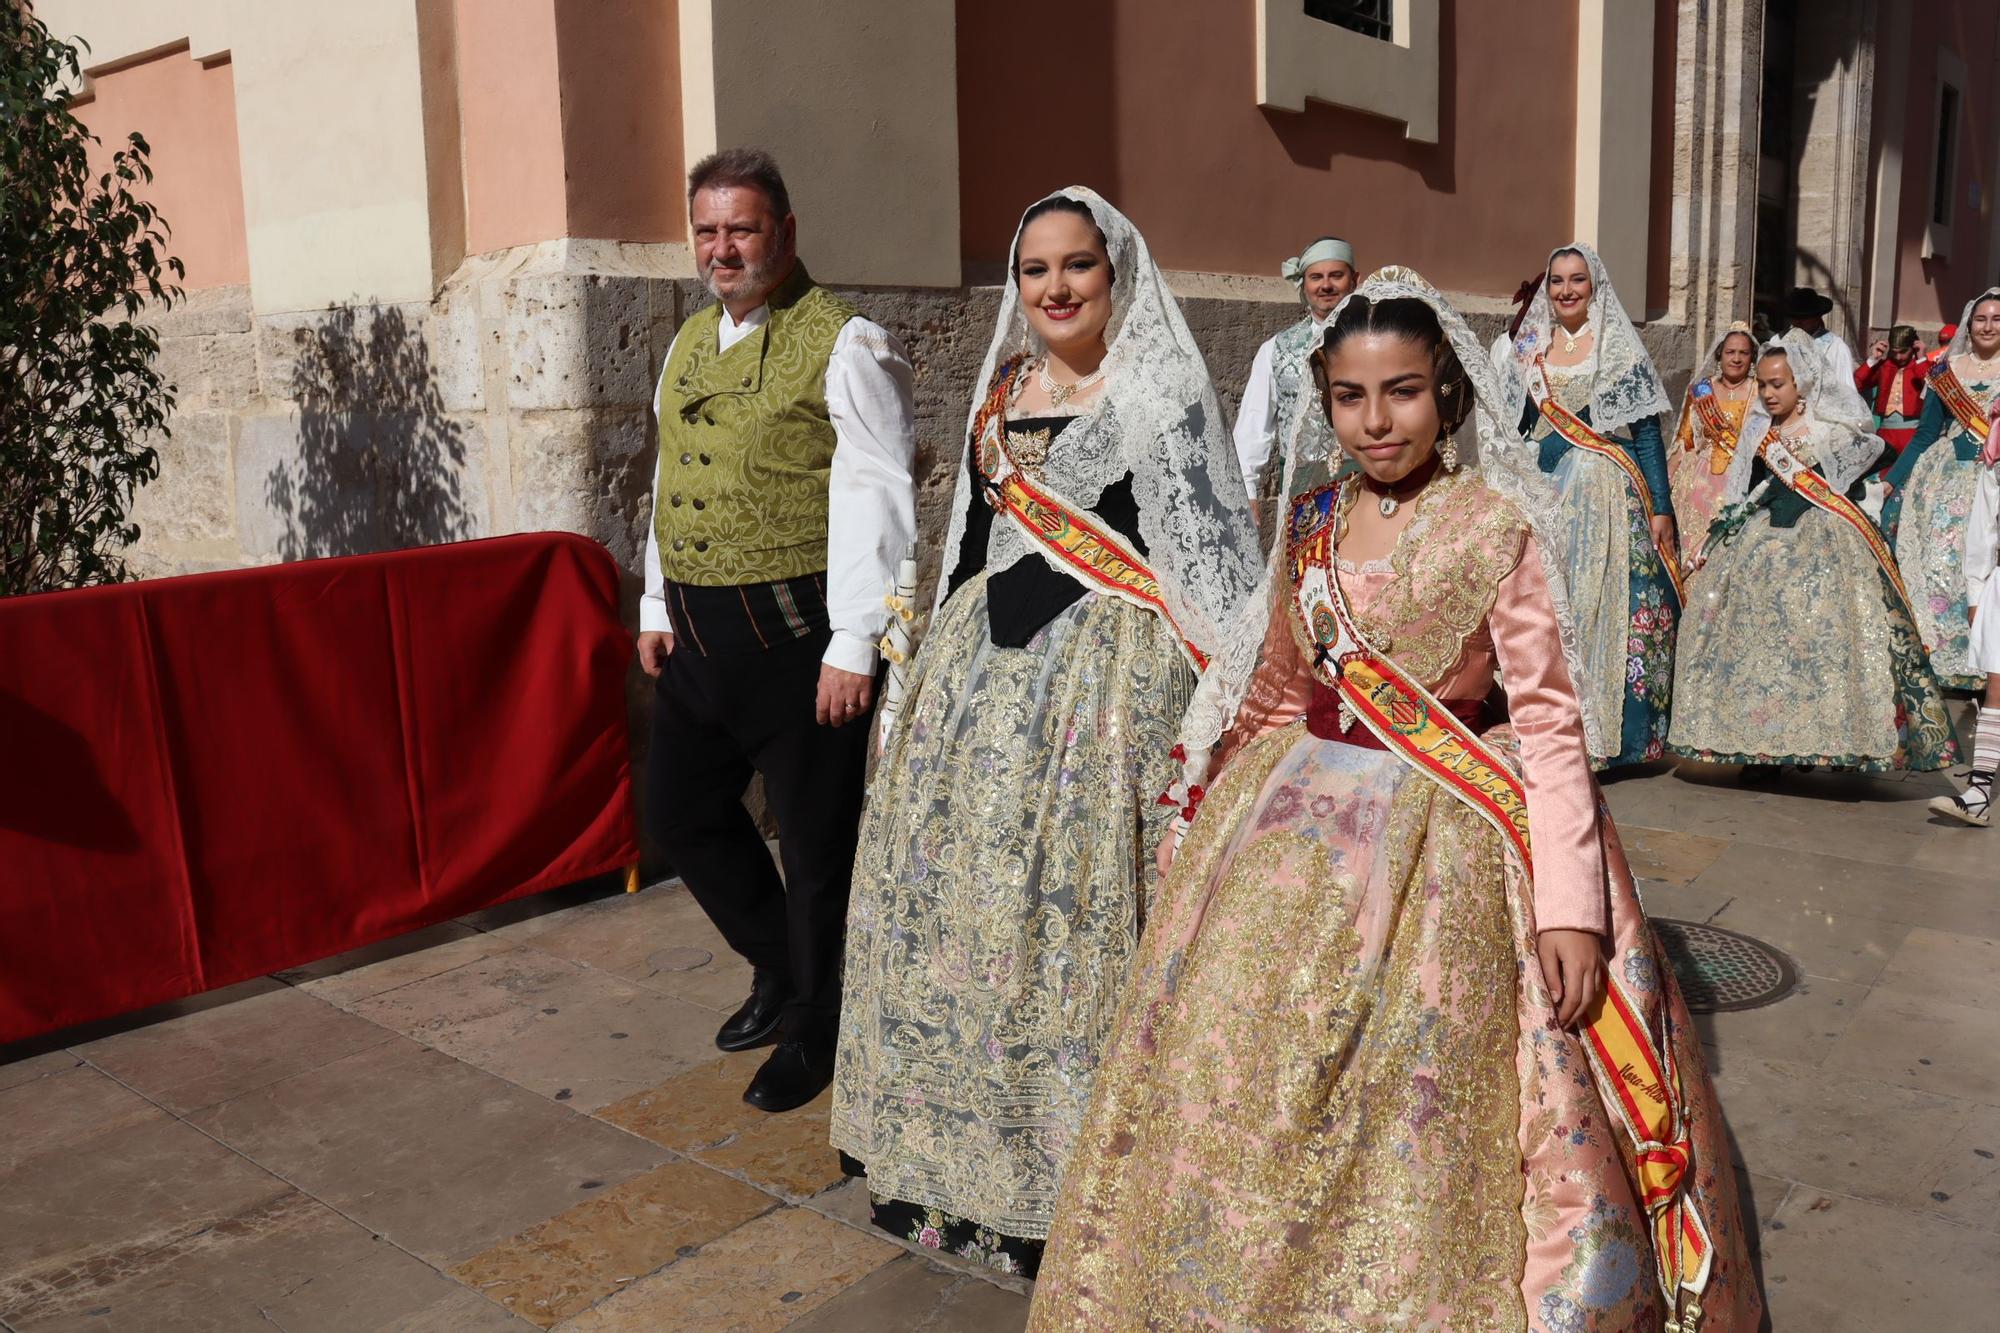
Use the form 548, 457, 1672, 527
1027, 475, 1760, 1332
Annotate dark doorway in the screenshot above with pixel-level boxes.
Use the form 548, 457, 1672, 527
1753, 0, 1799, 328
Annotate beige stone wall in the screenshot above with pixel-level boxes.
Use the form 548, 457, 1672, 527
129, 254, 1696, 603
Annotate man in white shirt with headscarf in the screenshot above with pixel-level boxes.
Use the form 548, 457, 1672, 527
1232, 236, 1357, 527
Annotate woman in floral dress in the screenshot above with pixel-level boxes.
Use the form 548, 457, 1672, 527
1491, 243, 1682, 769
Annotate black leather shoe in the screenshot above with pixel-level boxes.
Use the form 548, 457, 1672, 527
742, 1039, 834, 1113
715, 969, 789, 1052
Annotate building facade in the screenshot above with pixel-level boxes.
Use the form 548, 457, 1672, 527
36, 0, 2000, 598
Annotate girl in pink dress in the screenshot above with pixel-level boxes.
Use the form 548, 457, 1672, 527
1029, 269, 1760, 1332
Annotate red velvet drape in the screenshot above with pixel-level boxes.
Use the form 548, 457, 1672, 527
0, 533, 638, 1043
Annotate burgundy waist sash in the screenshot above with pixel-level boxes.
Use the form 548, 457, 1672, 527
1306, 681, 1490, 747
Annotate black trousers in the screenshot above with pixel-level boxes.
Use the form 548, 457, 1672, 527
644, 629, 871, 1047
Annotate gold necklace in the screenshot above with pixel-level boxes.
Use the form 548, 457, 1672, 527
1557, 319, 1592, 357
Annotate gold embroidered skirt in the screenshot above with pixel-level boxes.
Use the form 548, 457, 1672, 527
830, 569, 1194, 1240
1029, 724, 1762, 1331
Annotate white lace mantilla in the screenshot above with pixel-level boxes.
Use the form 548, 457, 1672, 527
1493, 241, 1672, 437
935, 187, 1260, 663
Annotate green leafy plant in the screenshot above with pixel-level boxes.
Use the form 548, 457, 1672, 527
0, 7, 184, 595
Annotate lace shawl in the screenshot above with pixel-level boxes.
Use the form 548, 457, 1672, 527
934, 187, 1260, 660
1726, 329, 1885, 500
1492, 241, 1673, 437
1180, 266, 1607, 763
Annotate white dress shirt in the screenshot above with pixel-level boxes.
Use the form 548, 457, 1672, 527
1231, 335, 1282, 496
640, 300, 918, 676
1231, 313, 1330, 497
1814, 329, 1859, 392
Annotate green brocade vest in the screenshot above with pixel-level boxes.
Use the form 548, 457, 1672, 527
653, 265, 857, 585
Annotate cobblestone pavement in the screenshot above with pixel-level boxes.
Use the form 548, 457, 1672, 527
2, 757, 1995, 1330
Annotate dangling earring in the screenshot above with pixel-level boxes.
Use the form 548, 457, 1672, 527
1439, 430, 1460, 472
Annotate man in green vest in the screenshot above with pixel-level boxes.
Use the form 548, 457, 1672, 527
638, 149, 916, 1113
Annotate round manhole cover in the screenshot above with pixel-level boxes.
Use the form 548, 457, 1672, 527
1651, 918, 1799, 1013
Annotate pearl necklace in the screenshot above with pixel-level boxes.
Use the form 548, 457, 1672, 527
1039, 360, 1105, 408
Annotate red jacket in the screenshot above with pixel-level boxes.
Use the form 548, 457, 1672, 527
1854, 356, 1927, 419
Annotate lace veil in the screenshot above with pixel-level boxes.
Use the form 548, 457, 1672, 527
1492, 241, 1673, 436
934, 187, 1260, 658
1725, 329, 1885, 500
1942, 287, 2000, 367
1179, 266, 1608, 763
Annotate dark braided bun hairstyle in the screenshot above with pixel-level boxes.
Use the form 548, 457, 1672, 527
1310, 294, 1476, 440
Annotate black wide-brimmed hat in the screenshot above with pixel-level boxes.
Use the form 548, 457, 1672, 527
1786, 286, 1834, 318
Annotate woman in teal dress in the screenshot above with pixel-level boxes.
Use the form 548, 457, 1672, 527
1881, 289, 2000, 691
1491, 243, 1679, 768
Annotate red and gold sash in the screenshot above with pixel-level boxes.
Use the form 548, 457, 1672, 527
1288, 479, 1713, 1324
1927, 359, 1992, 442
1690, 385, 1744, 476
1757, 430, 1913, 610
1536, 359, 1689, 604
971, 357, 1210, 671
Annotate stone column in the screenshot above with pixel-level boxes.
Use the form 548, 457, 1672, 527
1573, 0, 1656, 319
1666, 0, 1764, 356
1788, 0, 1877, 344
1865, 10, 1910, 335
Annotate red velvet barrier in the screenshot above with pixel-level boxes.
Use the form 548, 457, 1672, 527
0, 533, 638, 1043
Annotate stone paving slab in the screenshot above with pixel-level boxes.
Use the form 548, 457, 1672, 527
345, 949, 723, 1112
486, 885, 754, 1015
449, 1160, 774, 1328
554, 1206, 900, 1331
598, 1053, 849, 1202
1758, 1187, 2000, 1330
279, 920, 520, 1006
73, 985, 398, 1116
186, 1039, 670, 1265
9, 1190, 529, 1333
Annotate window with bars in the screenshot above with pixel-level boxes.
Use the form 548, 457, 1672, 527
1304, 0, 1392, 43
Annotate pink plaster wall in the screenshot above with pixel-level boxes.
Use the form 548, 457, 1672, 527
956, 0, 1578, 297
555, 0, 684, 243
455, 0, 569, 256
456, 0, 683, 253
71, 47, 249, 291
1891, 1, 2000, 325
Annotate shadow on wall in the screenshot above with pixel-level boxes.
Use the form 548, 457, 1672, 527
265, 305, 477, 560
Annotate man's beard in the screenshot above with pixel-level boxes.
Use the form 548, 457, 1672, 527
703, 251, 787, 302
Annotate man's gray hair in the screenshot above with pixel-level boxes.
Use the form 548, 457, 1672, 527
687, 148, 792, 218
